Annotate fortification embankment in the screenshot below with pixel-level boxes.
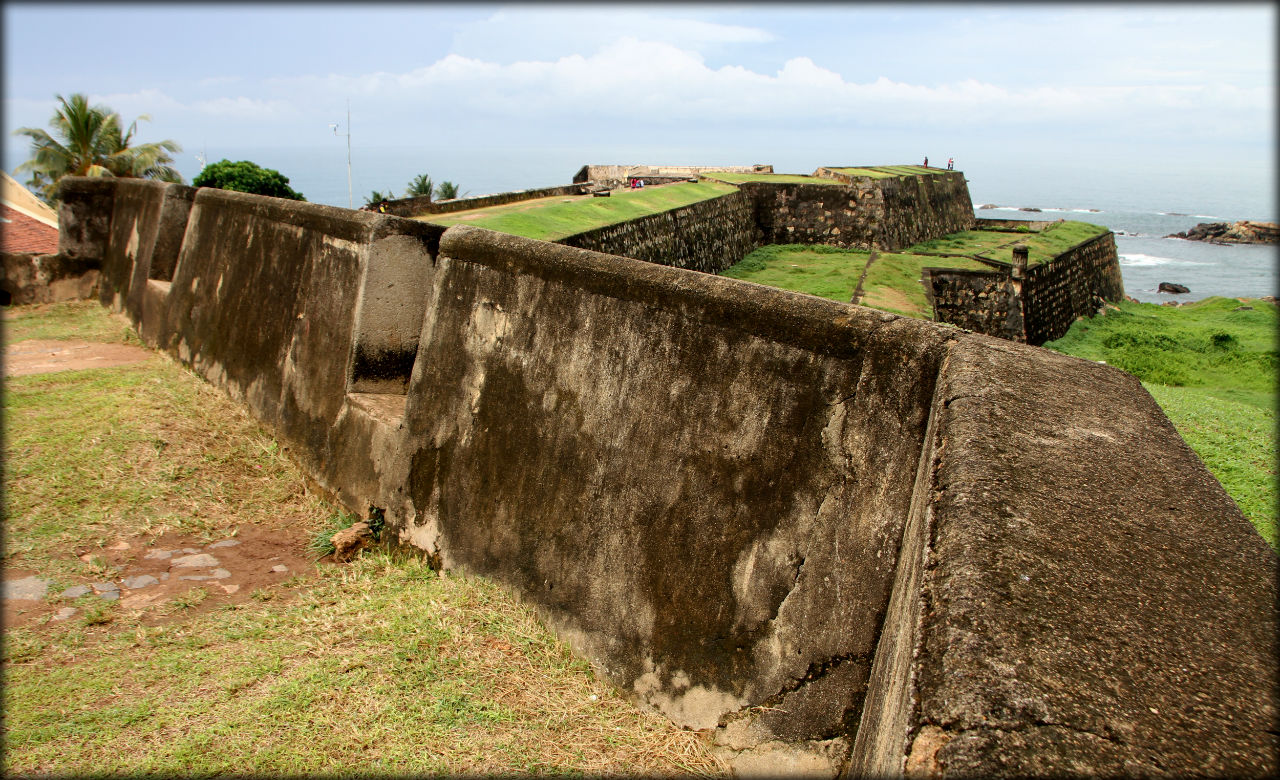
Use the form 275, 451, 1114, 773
557, 190, 759, 273
738, 171, 975, 251
924, 230, 1123, 345
1022, 230, 1125, 344
60, 177, 1277, 778
380, 183, 590, 218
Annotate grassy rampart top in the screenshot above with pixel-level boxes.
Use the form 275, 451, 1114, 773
417, 180, 738, 241
913, 220, 1110, 267
825, 165, 952, 179
699, 172, 845, 185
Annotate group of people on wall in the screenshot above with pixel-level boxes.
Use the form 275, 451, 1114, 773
922, 157, 955, 170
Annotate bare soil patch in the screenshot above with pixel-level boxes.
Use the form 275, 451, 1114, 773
4, 523, 329, 631
5, 338, 155, 376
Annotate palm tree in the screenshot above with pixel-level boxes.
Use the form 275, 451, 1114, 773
435, 181, 465, 200
405, 173, 434, 200
12, 93, 184, 203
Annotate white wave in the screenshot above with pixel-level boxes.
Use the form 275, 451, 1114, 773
1120, 253, 1214, 267
1157, 211, 1222, 220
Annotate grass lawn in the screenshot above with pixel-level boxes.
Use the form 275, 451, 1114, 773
907, 229, 1028, 257
721, 244, 871, 302
1044, 297, 1278, 548
985, 221, 1109, 265
2, 301, 725, 776
827, 165, 950, 178
722, 243, 995, 318
421, 180, 737, 241
858, 252, 990, 318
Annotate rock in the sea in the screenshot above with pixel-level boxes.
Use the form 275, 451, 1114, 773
1158, 282, 1190, 294
1166, 220, 1278, 245
1019, 207, 1042, 212
977, 203, 997, 209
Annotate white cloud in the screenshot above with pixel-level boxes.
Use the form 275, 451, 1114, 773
452, 8, 773, 63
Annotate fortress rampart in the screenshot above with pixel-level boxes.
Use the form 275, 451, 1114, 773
926, 226, 1124, 344
558, 189, 758, 274
58, 176, 1277, 777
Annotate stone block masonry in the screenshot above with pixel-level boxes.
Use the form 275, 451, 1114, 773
59, 177, 1277, 778
558, 190, 759, 274
736, 171, 975, 252
925, 230, 1124, 346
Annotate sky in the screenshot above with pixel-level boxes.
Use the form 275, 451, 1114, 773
3, 3, 1275, 212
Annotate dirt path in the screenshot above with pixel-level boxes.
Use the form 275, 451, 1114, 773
5, 338, 155, 377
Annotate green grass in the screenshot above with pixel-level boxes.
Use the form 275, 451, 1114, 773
723, 244, 989, 318
722, 244, 871, 302
3, 299, 141, 344
1044, 297, 1278, 547
906, 229, 1027, 257
2, 301, 725, 775
700, 172, 844, 185
422, 180, 738, 241
859, 252, 990, 318
3, 356, 331, 581
987, 220, 1109, 266
3, 551, 724, 776
828, 165, 949, 178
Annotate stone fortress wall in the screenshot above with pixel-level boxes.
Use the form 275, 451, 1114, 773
58, 175, 1277, 778
373, 165, 1116, 345
925, 227, 1124, 345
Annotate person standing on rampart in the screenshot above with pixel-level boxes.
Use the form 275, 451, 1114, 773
947, 157, 954, 170
923, 156, 929, 168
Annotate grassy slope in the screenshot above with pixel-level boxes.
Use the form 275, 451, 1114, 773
723, 242, 996, 318
423, 180, 737, 241
1044, 297, 1277, 547
859, 252, 989, 318
2, 302, 724, 775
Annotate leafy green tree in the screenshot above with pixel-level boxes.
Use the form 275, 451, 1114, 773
405, 174, 433, 199
192, 159, 306, 201
12, 93, 184, 203
435, 181, 465, 200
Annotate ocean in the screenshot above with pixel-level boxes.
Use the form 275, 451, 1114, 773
972, 205, 1278, 304
7, 143, 1276, 303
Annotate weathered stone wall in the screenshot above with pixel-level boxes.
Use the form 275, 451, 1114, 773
1023, 231, 1125, 344
737, 172, 975, 252
573, 164, 772, 188
1, 251, 99, 305
60, 177, 1278, 778
923, 266, 1024, 341
558, 190, 759, 273
924, 232, 1123, 346
379, 183, 591, 218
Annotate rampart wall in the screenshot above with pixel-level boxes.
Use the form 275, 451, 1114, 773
59, 176, 1277, 778
574, 164, 772, 188
1023, 231, 1126, 344
558, 190, 759, 274
737, 172, 975, 252
923, 231, 1123, 345
378, 183, 591, 218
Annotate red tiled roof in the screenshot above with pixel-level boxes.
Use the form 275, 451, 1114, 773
1, 204, 59, 254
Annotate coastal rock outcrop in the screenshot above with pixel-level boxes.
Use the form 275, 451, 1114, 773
1166, 220, 1278, 245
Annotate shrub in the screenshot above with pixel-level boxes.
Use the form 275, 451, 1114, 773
193, 160, 305, 201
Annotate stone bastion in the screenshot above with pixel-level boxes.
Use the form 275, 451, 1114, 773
55, 175, 1277, 778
